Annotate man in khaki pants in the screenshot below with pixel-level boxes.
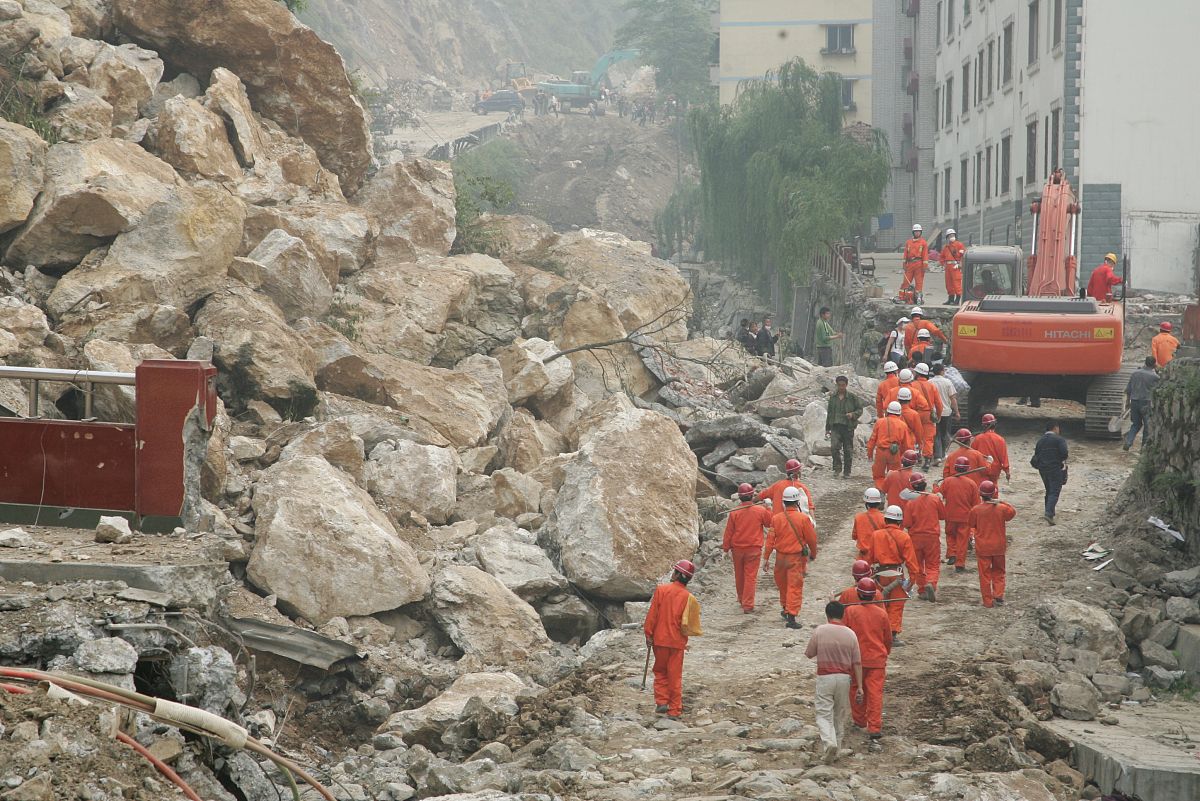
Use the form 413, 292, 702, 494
804, 601, 863, 762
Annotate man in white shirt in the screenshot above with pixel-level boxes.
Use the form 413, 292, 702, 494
929, 363, 959, 464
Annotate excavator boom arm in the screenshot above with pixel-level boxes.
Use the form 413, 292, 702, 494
1026, 169, 1081, 297
590, 49, 640, 88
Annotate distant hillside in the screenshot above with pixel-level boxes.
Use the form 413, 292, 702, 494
298, 0, 628, 86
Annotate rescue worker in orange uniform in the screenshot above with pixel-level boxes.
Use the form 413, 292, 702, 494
764, 486, 818, 629
941, 428, 989, 486
1085, 253, 1123, 302
895, 388, 925, 453
852, 488, 887, 558
908, 328, 934, 365
904, 308, 948, 353
901, 224, 929, 302
867, 504, 919, 645
868, 402, 914, 488
835, 561, 875, 605
941, 228, 966, 304
913, 362, 943, 466
875, 362, 900, 417
940, 456, 981, 572
1151, 322, 1180, 367
882, 450, 919, 509
722, 483, 773, 613
843, 578, 893, 751
967, 481, 1017, 607
759, 459, 815, 517
972, 413, 1011, 484
901, 472, 946, 602
644, 559, 702, 718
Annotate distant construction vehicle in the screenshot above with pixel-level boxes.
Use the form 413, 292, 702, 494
537, 49, 639, 110
950, 170, 1131, 437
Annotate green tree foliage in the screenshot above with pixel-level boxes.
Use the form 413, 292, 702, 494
449, 140, 529, 255
277, 0, 307, 12
686, 59, 889, 285
616, 0, 714, 103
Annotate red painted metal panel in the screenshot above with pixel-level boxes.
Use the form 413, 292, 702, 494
0, 419, 135, 510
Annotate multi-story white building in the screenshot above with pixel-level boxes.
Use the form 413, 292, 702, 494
717, 0, 873, 124
931, 0, 1199, 294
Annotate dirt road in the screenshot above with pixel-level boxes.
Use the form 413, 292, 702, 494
572, 402, 1133, 799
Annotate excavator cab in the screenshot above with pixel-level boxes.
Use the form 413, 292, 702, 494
962, 246, 1024, 300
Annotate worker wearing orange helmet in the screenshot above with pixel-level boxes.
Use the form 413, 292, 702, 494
902, 224, 930, 302
903, 307, 948, 353
882, 449, 919, 509
852, 488, 887, 558
967, 482, 1017, 607
722, 483, 773, 614
1151, 322, 1180, 367
941, 228, 966, 304
866, 504, 919, 644
1086, 253, 1123, 302
835, 560, 876, 604
901, 472, 946, 602
875, 361, 900, 417
972, 413, 1011, 483
644, 559, 702, 718
941, 428, 989, 486
764, 487, 818, 629
940, 457, 981, 572
868, 402, 915, 488
843, 577, 893, 752
759, 459, 815, 518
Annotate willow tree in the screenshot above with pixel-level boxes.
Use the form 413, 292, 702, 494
687, 59, 889, 288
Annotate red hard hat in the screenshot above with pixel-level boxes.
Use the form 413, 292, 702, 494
785, 458, 802, 473
852, 559, 872, 580
900, 449, 919, 467
981, 413, 997, 427
737, 483, 754, 496
955, 428, 973, 444
673, 559, 696, 578
954, 456, 970, 473
856, 577, 878, 600
908, 471, 926, 489
979, 481, 997, 498
1160, 322, 1173, 331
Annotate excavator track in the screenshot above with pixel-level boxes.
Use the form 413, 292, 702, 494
1084, 365, 1137, 439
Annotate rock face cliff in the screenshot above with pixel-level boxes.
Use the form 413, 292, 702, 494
298, 0, 627, 84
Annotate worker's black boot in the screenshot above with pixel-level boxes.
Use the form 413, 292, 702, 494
785, 614, 801, 630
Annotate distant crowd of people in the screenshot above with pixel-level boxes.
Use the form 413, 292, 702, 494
735, 315, 783, 360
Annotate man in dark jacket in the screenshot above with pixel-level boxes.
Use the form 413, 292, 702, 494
826, 375, 863, 478
1123, 356, 1160, 451
756, 316, 779, 359
1032, 421, 1069, 525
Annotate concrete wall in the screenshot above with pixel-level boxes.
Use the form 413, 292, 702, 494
718, 0, 873, 123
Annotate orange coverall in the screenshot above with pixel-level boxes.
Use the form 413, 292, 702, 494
875, 374, 900, 417
1151, 332, 1180, 367
867, 417, 914, 487
916, 377, 943, 457
940, 475, 981, 566
972, 431, 1010, 483
759, 479, 815, 517
942, 240, 966, 296
904, 319, 948, 353
764, 509, 818, 616
722, 502, 773, 612
903, 493, 946, 593
643, 580, 695, 715
968, 500, 1017, 607
899, 405, 924, 452
867, 524, 919, 635
1086, 263, 1123, 302
843, 603, 892, 734
902, 236, 929, 292
852, 508, 887, 558
881, 467, 914, 510
941, 445, 989, 486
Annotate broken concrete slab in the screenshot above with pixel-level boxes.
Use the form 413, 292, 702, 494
0, 560, 225, 609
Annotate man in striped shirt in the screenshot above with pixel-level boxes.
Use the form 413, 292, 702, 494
804, 601, 863, 763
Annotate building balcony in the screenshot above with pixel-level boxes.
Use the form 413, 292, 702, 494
820, 47, 857, 56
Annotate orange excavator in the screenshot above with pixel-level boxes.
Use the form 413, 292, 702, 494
950, 170, 1130, 437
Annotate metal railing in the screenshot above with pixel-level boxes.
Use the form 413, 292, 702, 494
0, 366, 135, 419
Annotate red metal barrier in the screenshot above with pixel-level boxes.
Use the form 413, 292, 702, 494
0, 419, 136, 512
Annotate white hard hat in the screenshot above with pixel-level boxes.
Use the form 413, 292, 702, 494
917, 328, 932, 339
884, 504, 904, 521
883, 361, 898, 373
912, 224, 923, 232
914, 362, 930, 375
911, 306, 925, 316
898, 387, 913, 401
897, 317, 910, 325
886, 401, 902, 415
782, 486, 802, 504
899, 368, 914, 383
863, 487, 883, 504
946, 228, 957, 236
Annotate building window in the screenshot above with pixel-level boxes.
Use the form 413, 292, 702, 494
825, 24, 855, 53
948, 0, 955, 31
936, 2, 944, 44
945, 77, 954, 126
974, 153, 982, 205
1002, 22, 1014, 84
985, 145, 993, 200
841, 79, 856, 110
1050, 108, 1061, 170
1026, 120, 1038, 186
944, 166, 952, 212
1043, 115, 1050, 179
963, 0, 971, 19
933, 86, 940, 129
961, 63, 970, 114
933, 173, 940, 216
960, 158, 968, 208
1052, 0, 1063, 47
975, 52, 984, 106
986, 40, 995, 97
1000, 135, 1011, 194
1028, 1, 1040, 65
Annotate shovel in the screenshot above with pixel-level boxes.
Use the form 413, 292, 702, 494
1107, 408, 1130, 433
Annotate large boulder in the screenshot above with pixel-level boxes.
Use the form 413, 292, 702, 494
366, 439, 459, 525
57, 303, 193, 356
0, 120, 47, 234
84, 42, 164, 127
248, 456, 430, 624
428, 564, 551, 663
379, 671, 525, 745
111, 0, 371, 192
550, 407, 698, 600
5, 138, 178, 271
296, 320, 390, 406
147, 95, 240, 181
276, 419, 366, 484
364, 353, 500, 448
241, 202, 370, 282
81, 340, 173, 422
352, 159, 456, 263
493, 338, 572, 406
496, 409, 565, 474
47, 184, 245, 319
240, 229, 332, 320
1036, 596, 1128, 663
46, 83, 114, 143
1049, 681, 1100, 721
472, 524, 567, 602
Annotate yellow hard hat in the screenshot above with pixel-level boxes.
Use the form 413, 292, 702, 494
1104, 252, 1117, 263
